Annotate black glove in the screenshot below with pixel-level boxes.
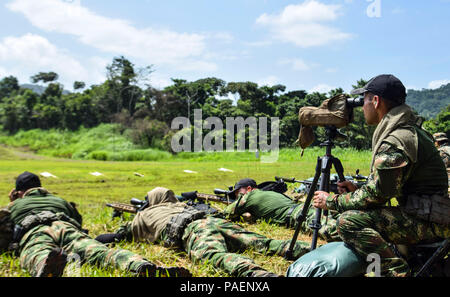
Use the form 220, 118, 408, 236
95, 233, 124, 244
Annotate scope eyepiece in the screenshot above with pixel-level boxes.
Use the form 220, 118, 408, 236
346, 96, 364, 108
214, 188, 228, 195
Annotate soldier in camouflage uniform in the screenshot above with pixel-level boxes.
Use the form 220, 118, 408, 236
96, 187, 310, 277
6, 171, 190, 277
313, 75, 450, 277
223, 178, 339, 242
433, 132, 450, 168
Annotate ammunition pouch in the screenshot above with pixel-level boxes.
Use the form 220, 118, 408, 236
185, 200, 219, 215
402, 193, 450, 226
297, 94, 353, 149
164, 207, 206, 248
13, 211, 83, 245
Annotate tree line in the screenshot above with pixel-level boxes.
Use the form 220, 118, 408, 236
0, 56, 448, 152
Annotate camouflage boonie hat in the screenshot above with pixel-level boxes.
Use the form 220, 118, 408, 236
433, 132, 448, 142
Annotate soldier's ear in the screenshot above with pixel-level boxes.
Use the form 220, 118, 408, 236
372, 95, 380, 108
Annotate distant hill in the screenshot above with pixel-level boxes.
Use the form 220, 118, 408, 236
20, 84, 71, 95
406, 83, 450, 119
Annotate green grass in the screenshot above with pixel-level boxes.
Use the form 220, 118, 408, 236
0, 145, 370, 277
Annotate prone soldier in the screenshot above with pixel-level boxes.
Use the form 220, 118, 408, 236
222, 178, 339, 242
96, 187, 311, 277
4, 171, 191, 277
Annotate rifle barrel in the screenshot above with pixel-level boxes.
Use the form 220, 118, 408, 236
275, 176, 302, 183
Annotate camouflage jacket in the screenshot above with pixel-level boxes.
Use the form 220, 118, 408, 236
326, 142, 407, 212
438, 144, 450, 168
222, 189, 298, 224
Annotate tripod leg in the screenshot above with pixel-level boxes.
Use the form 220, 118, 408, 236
332, 157, 346, 183
285, 157, 322, 260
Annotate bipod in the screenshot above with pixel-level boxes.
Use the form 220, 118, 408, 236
285, 126, 347, 259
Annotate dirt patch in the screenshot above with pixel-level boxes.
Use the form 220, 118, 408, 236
0, 145, 45, 160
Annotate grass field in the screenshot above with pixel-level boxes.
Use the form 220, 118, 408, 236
0, 145, 371, 277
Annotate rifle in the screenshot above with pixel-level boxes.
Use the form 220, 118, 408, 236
177, 190, 235, 205
106, 196, 149, 218
276, 170, 368, 195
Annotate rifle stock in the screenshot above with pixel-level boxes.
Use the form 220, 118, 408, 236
106, 202, 138, 216
106, 196, 149, 218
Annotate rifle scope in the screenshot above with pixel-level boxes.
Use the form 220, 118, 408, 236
346, 96, 364, 108
214, 189, 229, 195
130, 198, 145, 206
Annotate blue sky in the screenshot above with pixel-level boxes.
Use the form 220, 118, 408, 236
1, 0, 450, 93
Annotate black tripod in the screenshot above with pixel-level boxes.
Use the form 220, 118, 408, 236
285, 126, 347, 259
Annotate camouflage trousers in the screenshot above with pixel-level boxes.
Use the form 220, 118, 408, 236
19, 221, 149, 276
336, 207, 450, 277
181, 216, 310, 277
289, 204, 339, 242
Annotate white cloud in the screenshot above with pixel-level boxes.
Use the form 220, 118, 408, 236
7, 0, 216, 72
0, 33, 105, 89
309, 83, 334, 93
257, 75, 280, 86
279, 58, 310, 71
148, 75, 173, 89
255, 0, 352, 47
428, 79, 450, 89
244, 40, 273, 47
209, 32, 234, 44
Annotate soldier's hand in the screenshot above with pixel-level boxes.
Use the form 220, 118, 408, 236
8, 188, 18, 201
337, 181, 357, 194
313, 191, 329, 210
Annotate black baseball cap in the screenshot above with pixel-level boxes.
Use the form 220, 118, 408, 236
232, 178, 257, 192
351, 74, 407, 104
16, 171, 41, 191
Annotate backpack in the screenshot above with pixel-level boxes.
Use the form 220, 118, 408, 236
257, 180, 288, 194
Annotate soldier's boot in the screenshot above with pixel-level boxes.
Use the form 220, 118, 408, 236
36, 248, 68, 277
136, 263, 192, 277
